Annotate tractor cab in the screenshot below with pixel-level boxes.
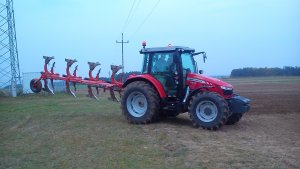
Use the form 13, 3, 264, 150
139, 45, 206, 102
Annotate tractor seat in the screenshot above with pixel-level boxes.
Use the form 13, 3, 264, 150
84, 77, 90, 80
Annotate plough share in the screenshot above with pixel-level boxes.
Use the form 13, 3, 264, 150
30, 56, 123, 101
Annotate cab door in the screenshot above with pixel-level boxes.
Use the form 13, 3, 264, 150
177, 52, 197, 101
150, 52, 178, 96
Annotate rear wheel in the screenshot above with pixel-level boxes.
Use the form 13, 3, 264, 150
226, 113, 243, 125
189, 92, 229, 130
121, 81, 160, 124
30, 79, 42, 93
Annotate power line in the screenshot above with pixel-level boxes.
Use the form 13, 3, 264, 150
130, 0, 160, 39
114, 0, 137, 57
125, 0, 141, 32
121, 0, 136, 33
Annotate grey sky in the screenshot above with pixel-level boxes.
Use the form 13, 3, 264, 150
14, 0, 300, 77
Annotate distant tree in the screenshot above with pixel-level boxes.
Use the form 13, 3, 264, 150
230, 66, 300, 77
100, 71, 141, 82
115, 71, 141, 81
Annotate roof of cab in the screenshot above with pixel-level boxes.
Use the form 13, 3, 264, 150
140, 46, 195, 54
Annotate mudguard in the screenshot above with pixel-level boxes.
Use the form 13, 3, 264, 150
123, 74, 167, 99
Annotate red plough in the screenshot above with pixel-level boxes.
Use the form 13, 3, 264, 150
30, 56, 123, 101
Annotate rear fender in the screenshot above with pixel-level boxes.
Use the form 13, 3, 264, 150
122, 74, 167, 99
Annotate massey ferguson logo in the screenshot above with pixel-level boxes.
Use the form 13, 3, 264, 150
187, 77, 208, 84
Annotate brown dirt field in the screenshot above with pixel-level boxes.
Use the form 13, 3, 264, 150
232, 81, 300, 115
146, 77, 300, 168
145, 112, 300, 168
71, 77, 300, 168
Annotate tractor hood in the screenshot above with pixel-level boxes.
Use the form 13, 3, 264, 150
187, 73, 233, 89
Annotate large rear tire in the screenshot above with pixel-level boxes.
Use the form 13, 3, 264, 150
121, 81, 160, 124
188, 92, 229, 130
30, 79, 42, 93
225, 113, 243, 125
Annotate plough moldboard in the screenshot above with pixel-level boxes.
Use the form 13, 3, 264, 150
30, 56, 123, 102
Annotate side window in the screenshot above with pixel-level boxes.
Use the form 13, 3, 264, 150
142, 54, 149, 73
151, 53, 174, 73
181, 53, 196, 73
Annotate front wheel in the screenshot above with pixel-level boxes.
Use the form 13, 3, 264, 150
121, 81, 160, 124
189, 92, 229, 130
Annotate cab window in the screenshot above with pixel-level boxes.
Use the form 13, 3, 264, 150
151, 53, 174, 73
142, 54, 149, 73
181, 53, 196, 73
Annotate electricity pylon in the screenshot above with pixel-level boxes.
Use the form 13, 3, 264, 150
0, 0, 21, 97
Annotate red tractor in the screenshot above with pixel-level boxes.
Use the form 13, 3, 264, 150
30, 43, 250, 130
121, 43, 250, 130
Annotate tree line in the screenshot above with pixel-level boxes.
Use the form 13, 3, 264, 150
230, 66, 300, 77
100, 71, 141, 82
100, 66, 300, 80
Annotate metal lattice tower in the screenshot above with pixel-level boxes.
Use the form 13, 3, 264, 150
0, 0, 21, 97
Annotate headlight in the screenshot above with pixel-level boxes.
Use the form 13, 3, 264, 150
221, 86, 233, 90
221, 86, 233, 95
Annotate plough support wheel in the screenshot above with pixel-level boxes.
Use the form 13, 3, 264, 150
30, 79, 42, 93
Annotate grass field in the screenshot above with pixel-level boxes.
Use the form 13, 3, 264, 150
1, 76, 300, 169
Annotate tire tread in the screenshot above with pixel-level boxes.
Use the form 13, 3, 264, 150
188, 92, 229, 130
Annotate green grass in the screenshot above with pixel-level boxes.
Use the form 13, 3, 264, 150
0, 93, 188, 169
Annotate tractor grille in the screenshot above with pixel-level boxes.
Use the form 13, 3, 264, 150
222, 89, 233, 96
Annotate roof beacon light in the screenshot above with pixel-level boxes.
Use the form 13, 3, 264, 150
168, 44, 172, 47
142, 41, 146, 48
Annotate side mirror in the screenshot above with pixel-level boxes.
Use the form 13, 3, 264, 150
192, 52, 207, 63
203, 53, 207, 63
199, 70, 203, 74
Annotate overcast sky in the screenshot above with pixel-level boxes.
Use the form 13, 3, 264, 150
14, 0, 300, 77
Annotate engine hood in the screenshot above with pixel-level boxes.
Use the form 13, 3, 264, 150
187, 73, 233, 88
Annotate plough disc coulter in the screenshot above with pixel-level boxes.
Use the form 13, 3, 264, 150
30, 56, 123, 101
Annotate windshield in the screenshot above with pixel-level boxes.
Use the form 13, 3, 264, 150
181, 52, 196, 73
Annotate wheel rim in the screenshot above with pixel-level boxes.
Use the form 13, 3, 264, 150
196, 100, 218, 122
126, 91, 148, 117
